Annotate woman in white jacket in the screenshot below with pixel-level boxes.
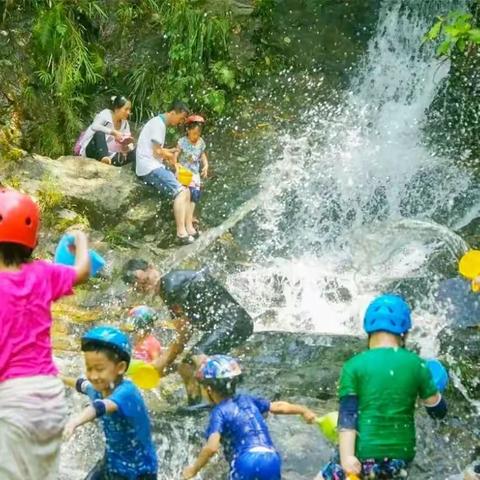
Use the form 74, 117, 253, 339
78, 95, 135, 166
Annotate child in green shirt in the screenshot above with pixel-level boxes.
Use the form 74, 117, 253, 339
317, 294, 447, 480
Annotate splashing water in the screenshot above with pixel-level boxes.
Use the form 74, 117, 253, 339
226, 0, 475, 345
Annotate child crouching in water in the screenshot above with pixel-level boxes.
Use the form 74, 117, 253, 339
182, 355, 317, 480
0, 188, 90, 480
62, 326, 158, 480
317, 294, 447, 480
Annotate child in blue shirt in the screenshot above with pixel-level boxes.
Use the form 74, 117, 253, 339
62, 326, 158, 480
182, 355, 317, 480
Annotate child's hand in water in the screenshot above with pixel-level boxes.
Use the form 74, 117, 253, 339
63, 418, 79, 440
182, 465, 197, 479
302, 408, 316, 424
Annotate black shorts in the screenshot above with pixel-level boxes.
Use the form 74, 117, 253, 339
85, 460, 156, 480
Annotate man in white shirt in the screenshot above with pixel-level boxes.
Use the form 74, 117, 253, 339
136, 101, 193, 244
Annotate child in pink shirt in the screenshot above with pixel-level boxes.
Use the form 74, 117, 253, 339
0, 188, 91, 480
126, 305, 162, 363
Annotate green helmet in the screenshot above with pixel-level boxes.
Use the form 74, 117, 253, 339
125, 305, 158, 332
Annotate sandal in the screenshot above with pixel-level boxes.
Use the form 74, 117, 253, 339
176, 235, 195, 245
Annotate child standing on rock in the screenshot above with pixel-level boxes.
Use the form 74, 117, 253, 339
317, 294, 447, 480
0, 188, 90, 480
175, 115, 209, 238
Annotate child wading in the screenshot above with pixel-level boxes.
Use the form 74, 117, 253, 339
63, 326, 158, 480
182, 355, 317, 480
317, 294, 448, 480
175, 114, 208, 237
0, 188, 90, 480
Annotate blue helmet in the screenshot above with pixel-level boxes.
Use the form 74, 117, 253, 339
363, 294, 412, 335
196, 355, 242, 383
81, 326, 132, 365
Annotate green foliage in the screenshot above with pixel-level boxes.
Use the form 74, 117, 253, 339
2, 0, 282, 157
424, 10, 480, 57
36, 176, 70, 229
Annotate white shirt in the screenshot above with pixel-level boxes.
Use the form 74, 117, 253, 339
79, 109, 131, 157
135, 116, 167, 177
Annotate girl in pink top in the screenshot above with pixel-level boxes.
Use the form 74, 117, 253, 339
0, 188, 91, 480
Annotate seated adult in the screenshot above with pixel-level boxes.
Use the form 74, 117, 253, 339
135, 101, 193, 245
122, 260, 254, 404
78, 95, 135, 166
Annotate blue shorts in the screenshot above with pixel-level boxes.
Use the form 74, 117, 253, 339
141, 167, 183, 199
189, 187, 201, 204
230, 448, 281, 480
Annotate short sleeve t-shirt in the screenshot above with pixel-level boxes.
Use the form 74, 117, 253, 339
133, 335, 162, 363
80, 379, 158, 477
205, 394, 275, 464
0, 260, 76, 382
339, 347, 438, 462
162, 270, 253, 333
177, 136, 206, 186
136, 116, 167, 177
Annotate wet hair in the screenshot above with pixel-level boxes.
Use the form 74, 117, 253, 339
0, 242, 33, 266
204, 377, 241, 398
110, 95, 130, 111
122, 258, 149, 284
81, 339, 130, 366
169, 100, 190, 115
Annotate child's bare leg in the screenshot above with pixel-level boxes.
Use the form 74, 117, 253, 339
185, 201, 196, 236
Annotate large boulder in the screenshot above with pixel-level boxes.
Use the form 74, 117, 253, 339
16, 155, 143, 224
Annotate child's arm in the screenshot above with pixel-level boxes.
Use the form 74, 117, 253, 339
200, 152, 208, 178
269, 401, 316, 423
183, 433, 221, 479
64, 399, 118, 440
339, 430, 361, 475
338, 395, 361, 475
423, 393, 447, 419
71, 230, 90, 285
60, 375, 77, 389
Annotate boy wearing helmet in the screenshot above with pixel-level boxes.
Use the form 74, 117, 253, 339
0, 188, 90, 480
182, 355, 317, 480
62, 326, 158, 479
317, 294, 447, 480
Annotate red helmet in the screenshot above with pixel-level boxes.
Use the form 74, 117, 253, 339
0, 188, 40, 249
186, 115, 205, 124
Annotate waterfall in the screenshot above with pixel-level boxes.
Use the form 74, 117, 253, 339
225, 0, 475, 340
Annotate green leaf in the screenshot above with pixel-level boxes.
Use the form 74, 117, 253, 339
457, 37, 466, 52
436, 39, 452, 56
425, 20, 443, 41
468, 28, 480, 43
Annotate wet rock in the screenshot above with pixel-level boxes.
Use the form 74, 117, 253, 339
439, 325, 480, 400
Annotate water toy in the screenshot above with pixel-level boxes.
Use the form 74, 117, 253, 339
315, 411, 338, 443
54, 234, 105, 276
127, 359, 160, 390
425, 358, 449, 393
459, 250, 480, 292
